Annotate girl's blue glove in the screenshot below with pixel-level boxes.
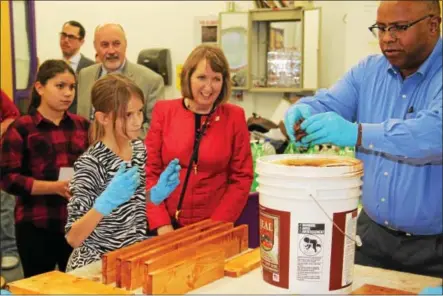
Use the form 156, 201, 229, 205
419, 286, 442, 295
150, 159, 181, 205
93, 164, 140, 216
0, 290, 12, 295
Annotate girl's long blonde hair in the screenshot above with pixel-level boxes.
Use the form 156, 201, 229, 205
89, 74, 144, 145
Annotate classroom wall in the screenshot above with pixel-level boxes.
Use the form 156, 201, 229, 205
33, 1, 380, 121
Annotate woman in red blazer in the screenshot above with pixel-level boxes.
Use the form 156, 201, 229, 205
145, 44, 253, 235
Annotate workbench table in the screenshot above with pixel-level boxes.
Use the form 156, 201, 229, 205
69, 260, 441, 294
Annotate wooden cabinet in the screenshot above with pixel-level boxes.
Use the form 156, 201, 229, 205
247, 7, 321, 94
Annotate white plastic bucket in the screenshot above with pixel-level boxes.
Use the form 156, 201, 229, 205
256, 154, 364, 295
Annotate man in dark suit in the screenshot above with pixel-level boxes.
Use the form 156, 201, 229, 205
59, 20, 94, 113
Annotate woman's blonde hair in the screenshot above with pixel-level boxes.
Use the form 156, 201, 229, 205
89, 73, 144, 145
180, 44, 232, 105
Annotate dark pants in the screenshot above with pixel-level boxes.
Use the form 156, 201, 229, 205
16, 223, 72, 278
355, 210, 443, 278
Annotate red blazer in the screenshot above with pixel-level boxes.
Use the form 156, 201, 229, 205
145, 98, 253, 230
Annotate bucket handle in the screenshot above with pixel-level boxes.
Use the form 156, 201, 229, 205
306, 188, 362, 247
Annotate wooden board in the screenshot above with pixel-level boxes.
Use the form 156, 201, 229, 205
7, 271, 130, 295
115, 220, 225, 288
351, 284, 415, 295
146, 248, 225, 295
102, 218, 217, 284
121, 222, 233, 290
224, 247, 261, 277
142, 225, 248, 294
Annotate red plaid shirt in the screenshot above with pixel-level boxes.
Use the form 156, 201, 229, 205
0, 111, 89, 233
1, 89, 20, 123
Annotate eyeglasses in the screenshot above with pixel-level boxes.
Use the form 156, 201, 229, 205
368, 14, 434, 39
59, 32, 81, 41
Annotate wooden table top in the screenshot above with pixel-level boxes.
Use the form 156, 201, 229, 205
69, 260, 441, 294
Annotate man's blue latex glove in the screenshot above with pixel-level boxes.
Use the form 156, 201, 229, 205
300, 111, 358, 147
419, 286, 442, 295
283, 103, 312, 143
93, 164, 140, 216
150, 159, 181, 205
0, 290, 12, 295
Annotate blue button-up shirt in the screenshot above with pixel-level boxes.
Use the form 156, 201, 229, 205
298, 38, 442, 235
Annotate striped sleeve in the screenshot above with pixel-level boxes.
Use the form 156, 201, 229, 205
65, 153, 106, 234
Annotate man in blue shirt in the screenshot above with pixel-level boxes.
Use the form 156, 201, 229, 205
284, 1, 442, 277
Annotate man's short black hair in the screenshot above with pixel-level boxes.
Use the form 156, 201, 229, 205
62, 20, 86, 40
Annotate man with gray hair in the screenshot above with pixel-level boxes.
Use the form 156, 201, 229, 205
76, 23, 164, 136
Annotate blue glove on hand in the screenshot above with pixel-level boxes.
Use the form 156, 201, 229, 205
93, 164, 140, 216
0, 290, 12, 295
419, 286, 442, 295
283, 103, 312, 143
300, 111, 358, 147
150, 159, 181, 205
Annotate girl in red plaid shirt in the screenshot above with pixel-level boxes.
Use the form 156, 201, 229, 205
0, 60, 89, 277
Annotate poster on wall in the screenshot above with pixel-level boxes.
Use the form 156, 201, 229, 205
194, 15, 219, 46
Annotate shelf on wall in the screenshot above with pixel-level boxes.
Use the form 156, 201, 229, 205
232, 87, 249, 91
250, 7, 303, 22
249, 87, 316, 94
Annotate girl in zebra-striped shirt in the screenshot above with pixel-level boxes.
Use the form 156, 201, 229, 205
65, 74, 181, 270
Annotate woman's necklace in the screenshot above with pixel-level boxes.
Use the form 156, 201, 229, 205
184, 98, 212, 114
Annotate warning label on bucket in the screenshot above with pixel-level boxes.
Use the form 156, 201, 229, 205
329, 208, 358, 291
297, 223, 325, 281
259, 205, 290, 289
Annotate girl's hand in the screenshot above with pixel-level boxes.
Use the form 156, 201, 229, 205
53, 180, 72, 200
157, 224, 174, 235
93, 164, 140, 216
149, 159, 181, 205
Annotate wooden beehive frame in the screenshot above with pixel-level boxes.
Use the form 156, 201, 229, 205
142, 224, 249, 294
146, 248, 226, 295
102, 219, 217, 284
101, 219, 251, 294
120, 222, 234, 289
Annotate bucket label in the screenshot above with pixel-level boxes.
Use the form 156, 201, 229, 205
329, 208, 358, 291
296, 223, 325, 281
259, 205, 290, 289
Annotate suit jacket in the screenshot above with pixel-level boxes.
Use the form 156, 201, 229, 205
68, 54, 94, 114
76, 54, 94, 74
76, 61, 165, 138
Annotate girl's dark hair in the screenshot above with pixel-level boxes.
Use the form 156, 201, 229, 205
28, 59, 75, 114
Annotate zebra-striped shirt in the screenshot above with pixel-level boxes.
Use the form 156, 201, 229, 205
65, 140, 147, 270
